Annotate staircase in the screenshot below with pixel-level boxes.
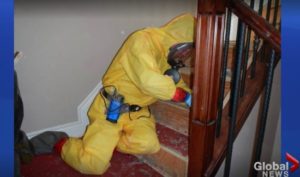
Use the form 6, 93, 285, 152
138, 9, 280, 177
21, 1, 281, 176
135, 44, 236, 177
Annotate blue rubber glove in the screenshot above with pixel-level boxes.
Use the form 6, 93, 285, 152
184, 93, 192, 107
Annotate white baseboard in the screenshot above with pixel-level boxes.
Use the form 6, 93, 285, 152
27, 82, 102, 139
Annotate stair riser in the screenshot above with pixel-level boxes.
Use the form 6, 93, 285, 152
138, 146, 188, 177
151, 102, 189, 136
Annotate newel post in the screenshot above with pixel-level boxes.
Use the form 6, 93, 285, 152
188, 1, 226, 176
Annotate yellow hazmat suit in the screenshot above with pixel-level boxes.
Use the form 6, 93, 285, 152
61, 13, 195, 174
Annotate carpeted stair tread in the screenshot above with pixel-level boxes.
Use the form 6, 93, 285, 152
156, 123, 188, 156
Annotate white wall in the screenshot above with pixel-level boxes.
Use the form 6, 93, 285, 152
14, 0, 197, 133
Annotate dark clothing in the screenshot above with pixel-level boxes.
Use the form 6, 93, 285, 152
14, 70, 34, 177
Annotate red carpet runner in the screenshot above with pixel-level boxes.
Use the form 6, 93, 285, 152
21, 151, 162, 177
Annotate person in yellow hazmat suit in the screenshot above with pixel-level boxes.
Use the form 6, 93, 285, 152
30, 13, 195, 175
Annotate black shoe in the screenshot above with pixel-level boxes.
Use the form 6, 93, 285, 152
30, 131, 68, 155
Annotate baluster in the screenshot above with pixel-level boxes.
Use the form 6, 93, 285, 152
250, 37, 260, 79
260, 0, 273, 62
224, 20, 246, 177
258, 0, 264, 15
266, 0, 273, 22
240, 0, 255, 97
216, 9, 232, 137
251, 0, 264, 78
272, 0, 280, 28
279, 20, 281, 32
249, 50, 276, 177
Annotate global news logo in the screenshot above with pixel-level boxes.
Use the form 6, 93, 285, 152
254, 153, 299, 177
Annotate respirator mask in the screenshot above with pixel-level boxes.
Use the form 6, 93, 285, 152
164, 42, 194, 84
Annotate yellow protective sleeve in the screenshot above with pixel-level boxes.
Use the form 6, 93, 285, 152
176, 77, 192, 93
121, 32, 177, 101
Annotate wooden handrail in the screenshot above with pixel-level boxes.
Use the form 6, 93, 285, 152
229, 0, 281, 52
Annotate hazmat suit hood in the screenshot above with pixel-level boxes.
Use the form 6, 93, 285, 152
161, 13, 195, 44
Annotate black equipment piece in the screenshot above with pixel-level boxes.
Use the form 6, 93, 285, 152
164, 68, 181, 84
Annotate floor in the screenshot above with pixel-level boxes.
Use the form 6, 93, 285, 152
21, 151, 163, 177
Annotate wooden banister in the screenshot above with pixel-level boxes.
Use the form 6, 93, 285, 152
188, 0, 281, 176
229, 0, 281, 52
188, 1, 226, 176
197, 0, 226, 14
